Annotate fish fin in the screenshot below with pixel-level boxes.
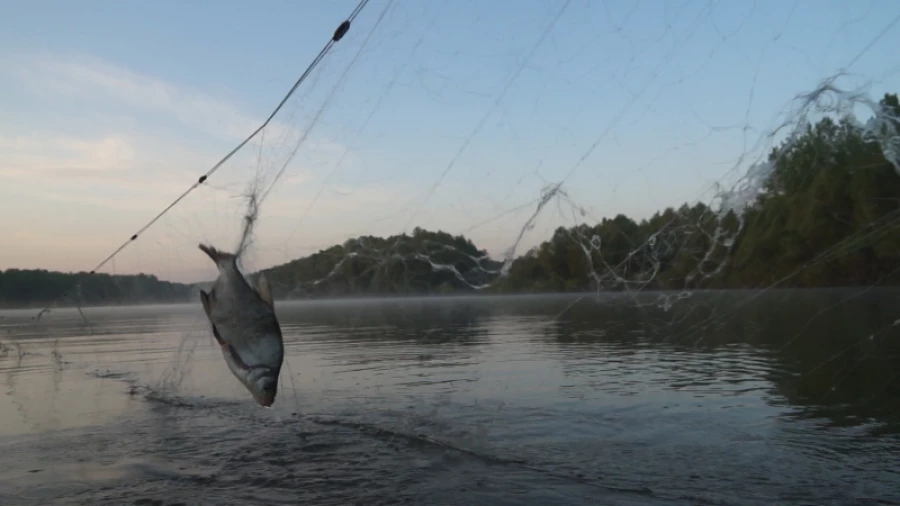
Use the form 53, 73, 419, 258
200, 290, 226, 345
226, 344, 250, 372
210, 323, 226, 346
198, 243, 237, 267
255, 272, 274, 309
199, 289, 213, 318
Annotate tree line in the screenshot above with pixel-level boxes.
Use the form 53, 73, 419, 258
2, 93, 898, 307
0, 269, 194, 308
262, 93, 900, 296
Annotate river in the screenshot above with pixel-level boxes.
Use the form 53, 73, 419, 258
0, 290, 898, 505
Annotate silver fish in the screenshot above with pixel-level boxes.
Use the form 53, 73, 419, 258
198, 244, 284, 407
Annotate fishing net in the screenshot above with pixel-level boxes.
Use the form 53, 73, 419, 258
1, 1, 899, 504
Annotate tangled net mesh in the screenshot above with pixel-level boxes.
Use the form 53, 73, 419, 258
1, 1, 900, 503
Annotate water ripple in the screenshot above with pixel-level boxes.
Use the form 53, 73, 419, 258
0, 292, 898, 505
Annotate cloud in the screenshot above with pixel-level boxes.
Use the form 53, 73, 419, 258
0, 129, 220, 204
1, 54, 334, 186
0, 133, 136, 175
4, 52, 276, 142
0, 51, 427, 278
0, 51, 348, 199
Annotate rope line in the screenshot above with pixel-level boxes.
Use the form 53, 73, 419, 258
23, 0, 372, 321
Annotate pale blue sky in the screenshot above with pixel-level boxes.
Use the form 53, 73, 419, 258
2, 0, 899, 282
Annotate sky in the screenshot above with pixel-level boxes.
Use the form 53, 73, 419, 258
1, 0, 899, 283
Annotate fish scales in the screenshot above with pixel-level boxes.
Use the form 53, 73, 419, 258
198, 243, 285, 407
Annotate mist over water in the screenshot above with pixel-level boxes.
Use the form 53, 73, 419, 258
0, 291, 898, 505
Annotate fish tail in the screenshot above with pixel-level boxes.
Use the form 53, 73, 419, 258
198, 243, 237, 267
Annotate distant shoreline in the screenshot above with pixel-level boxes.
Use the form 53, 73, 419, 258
2, 285, 897, 313
4, 94, 900, 312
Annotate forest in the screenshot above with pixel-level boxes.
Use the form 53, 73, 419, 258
0, 270, 194, 308
1, 93, 898, 307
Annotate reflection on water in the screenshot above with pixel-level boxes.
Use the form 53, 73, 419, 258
0, 290, 898, 505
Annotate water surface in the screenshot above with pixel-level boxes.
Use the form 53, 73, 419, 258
1, 290, 898, 505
